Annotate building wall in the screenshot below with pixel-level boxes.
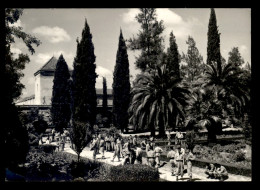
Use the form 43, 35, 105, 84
40, 75, 54, 105
35, 74, 41, 105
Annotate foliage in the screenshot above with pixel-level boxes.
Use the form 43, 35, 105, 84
51, 54, 71, 133
166, 31, 181, 79
181, 36, 206, 82
69, 160, 86, 178
33, 116, 48, 135
185, 130, 196, 150
228, 47, 244, 67
232, 150, 246, 162
129, 64, 189, 137
207, 8, 221, 69
71, 19, 97, 126
69, 121, 92, 162
26, 150, 60, 181
39, 144, 57, 154
102, 164, 159, 182
107, 126, 121, 137
127, 8, 165, 72
192, 143, 250, 169
112, 29, 131, 132
3, 10, 40, 178
102, 77, 108, 116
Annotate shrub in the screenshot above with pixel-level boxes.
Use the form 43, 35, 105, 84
103, 164, 159, 182
26, 150, 59, 181
69, 160, 86, 178
39, 144, 57, 153
233, 150, 246, 162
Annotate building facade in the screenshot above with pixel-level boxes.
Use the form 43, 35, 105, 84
16, 56, 113, 109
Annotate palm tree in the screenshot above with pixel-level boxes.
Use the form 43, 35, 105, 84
205, 61, 250, 121
188, 61, 250, 144
128, 64, 189, 137
187, 86, 222, 143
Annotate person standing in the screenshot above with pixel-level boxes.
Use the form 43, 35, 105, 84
122, 139, 131, 165
133, 135, 137, 148
185, 148, 196, 181
154, 146, 163, 168
60, 138, 65, 151
99, 136, 105, 159
167, 132, 171, 146
91, 135, 99, 160
119, 137, 124, 158
45, 137, 50, 144
135, 146, 143, 164
51, 128, 55, 142
105, 134, 111, 152
110, 134, 115, 152
175, 130, 181, 145
175, 145, 185, 181
111, 137, 121, 162
146, 148, 156, 168
167, 146, 176, 176
141, 138, 147, 150
39, 136, 43, 145
146, 141, 151, 154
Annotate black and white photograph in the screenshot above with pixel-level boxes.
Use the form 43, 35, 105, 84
3, 8, 252, 182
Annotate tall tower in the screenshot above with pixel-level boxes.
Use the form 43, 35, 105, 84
34, 56, 58, 105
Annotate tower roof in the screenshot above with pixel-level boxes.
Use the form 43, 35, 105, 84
34, 56, 58, 76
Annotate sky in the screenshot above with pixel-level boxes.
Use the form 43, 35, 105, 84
10, 8, 251, 100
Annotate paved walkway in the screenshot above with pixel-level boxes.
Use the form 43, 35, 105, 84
62, 143, 251, 182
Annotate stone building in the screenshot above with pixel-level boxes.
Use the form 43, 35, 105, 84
16, 56, 113, 108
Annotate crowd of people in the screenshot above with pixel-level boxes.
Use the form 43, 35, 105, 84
89, 132, 229, 182
38, 128, 228, 182
38, 128, 69, 151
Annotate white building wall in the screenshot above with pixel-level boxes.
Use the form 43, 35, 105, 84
34, 74, 41, 105
40, 75, 54, 105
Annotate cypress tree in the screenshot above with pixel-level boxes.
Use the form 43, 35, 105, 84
72, 19, 97, 126
51, 54, 71, 133
207, 8, 221, 72
167, 31, 181, 79
102, 77, 108, 116
113, 29, 131, 132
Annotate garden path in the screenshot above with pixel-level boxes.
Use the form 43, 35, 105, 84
62, 143, 251, 182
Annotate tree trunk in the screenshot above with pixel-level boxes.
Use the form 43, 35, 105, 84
150, 124, 155, 137
207, 128, 217, 144
158, 114, 165, 137
77, 154, 80, 163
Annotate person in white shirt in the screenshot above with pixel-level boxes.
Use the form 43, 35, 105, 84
185, 148, 196, 181
175, 145, 185, 181
45, 137, 50, 144
167, 146, 176, 176
154, 146, 163, 168
135, 146, 143, 164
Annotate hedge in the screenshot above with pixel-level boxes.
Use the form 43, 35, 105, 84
60, 152, 160, 182
101, 164, 160, 182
